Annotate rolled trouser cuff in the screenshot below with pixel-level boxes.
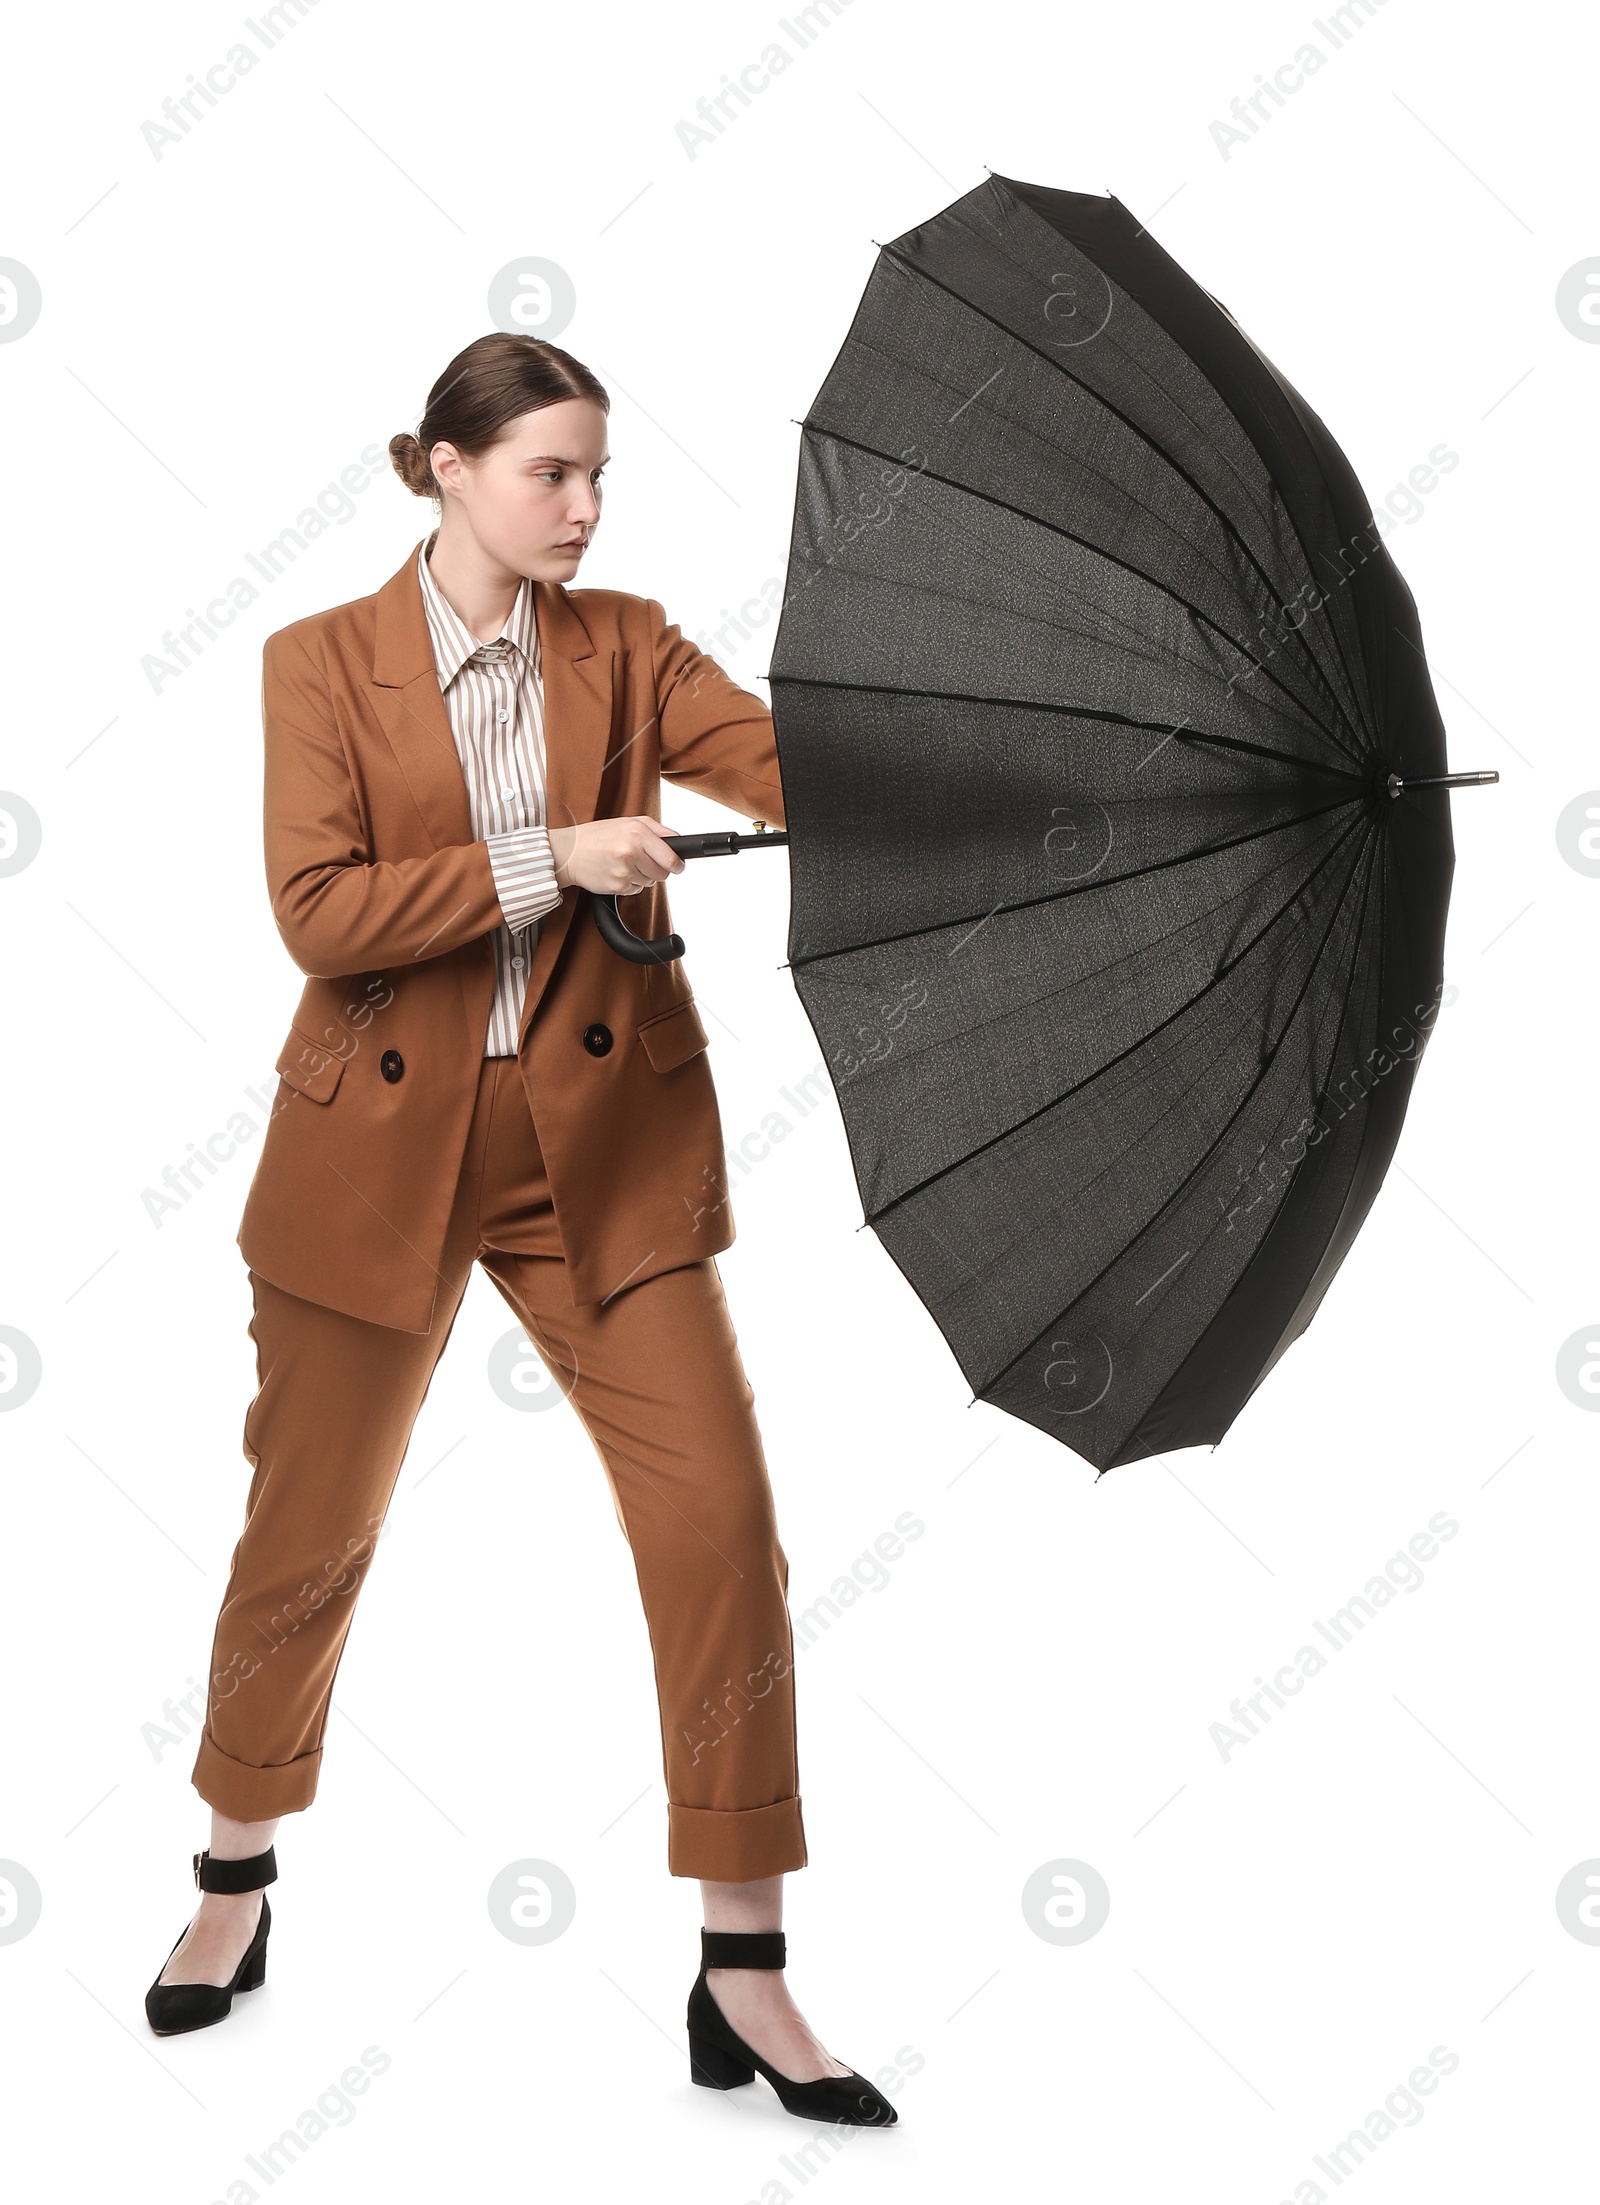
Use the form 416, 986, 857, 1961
191, 1728, 321, 1820
668, 1794, 807, 1880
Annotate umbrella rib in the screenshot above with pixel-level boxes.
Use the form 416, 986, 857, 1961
1171, 728, 1364, 776
877, 234, 1376, 739
938, 811, 1375, 1190
846, 799, 1365, 1067
863, 805, 1373, 1225
783, 547, 1254, 758
768, 671, 1368, 784
801, 422, 1366, 771
1044, 819, 1385, 1423
968, 826, 1382, 1401
787, 787, 1367, 973
871, 242, 1372, 757
975, 834, 1381, 1404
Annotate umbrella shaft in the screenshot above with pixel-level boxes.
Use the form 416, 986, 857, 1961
663, 827, 791, 857
1387, 771, 1499, 793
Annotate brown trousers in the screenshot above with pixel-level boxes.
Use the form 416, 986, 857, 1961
191, 1053, 808, 1883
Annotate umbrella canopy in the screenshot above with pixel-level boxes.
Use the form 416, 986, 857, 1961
767, 174, 1469, 1475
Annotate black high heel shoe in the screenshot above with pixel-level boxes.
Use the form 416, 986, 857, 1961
145, 1846, 277, 2037
688, 1928, 898, 2126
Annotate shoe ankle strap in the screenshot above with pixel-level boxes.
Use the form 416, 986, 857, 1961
194, 1845, 278, 1893
701, 1927, 785, 1970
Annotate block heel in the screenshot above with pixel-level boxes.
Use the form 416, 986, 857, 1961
689, 2032, 756, 2089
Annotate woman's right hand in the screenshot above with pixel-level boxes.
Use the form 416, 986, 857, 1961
547, 817, 687, 898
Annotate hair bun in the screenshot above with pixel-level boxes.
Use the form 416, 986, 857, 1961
391, 334, 610, 506
388, 431, 437, 499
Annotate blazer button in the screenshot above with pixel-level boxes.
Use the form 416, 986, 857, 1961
380, 1049, 405, 1082
582, 1022, 613, 1057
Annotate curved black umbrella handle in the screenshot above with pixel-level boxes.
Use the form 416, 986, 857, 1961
589, 891, 686, 966
588, 823, 790, 965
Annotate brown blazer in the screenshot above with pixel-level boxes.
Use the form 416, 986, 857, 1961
236, 540, 787, 1332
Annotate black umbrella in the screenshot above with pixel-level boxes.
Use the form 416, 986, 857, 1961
746, 174, 1496, 1476
590, 176, 1495, 1473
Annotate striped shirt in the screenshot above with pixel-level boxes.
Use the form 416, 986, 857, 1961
417, 530, 564, 1055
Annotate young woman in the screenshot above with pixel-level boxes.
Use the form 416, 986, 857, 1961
143, 332, 897, 2129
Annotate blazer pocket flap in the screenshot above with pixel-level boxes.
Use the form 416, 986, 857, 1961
637, 997, 709, 1073
276, 1024, 350, 1103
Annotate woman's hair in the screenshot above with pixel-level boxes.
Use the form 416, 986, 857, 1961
388, 333, 610, 500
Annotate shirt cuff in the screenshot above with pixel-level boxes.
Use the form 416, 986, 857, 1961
486, 826, 563, 931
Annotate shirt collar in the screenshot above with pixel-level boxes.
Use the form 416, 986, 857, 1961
417, 528, 539, 686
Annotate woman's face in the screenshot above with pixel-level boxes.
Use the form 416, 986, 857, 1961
430, 397, 609, 580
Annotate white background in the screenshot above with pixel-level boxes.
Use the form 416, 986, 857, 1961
0, 0, 1594, 2197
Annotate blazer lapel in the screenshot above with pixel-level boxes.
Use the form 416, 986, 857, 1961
364, 543, 616, 1043
521, 577, 615, 1038
532, 576, 616, 853
366, 544, 471, 849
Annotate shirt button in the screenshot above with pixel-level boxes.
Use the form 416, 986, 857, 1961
502, 785, 516, 798
511, 956, 525, 971
496, 709, 510, 724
